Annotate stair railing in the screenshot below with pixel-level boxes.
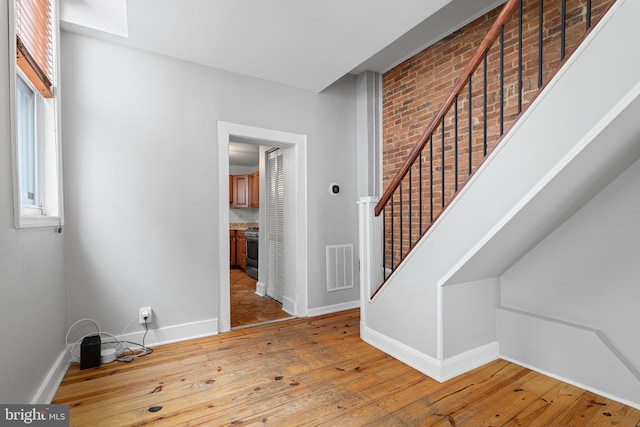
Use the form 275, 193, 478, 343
371, 0, 616, 298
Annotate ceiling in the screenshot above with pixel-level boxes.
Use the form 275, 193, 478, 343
60, 0, 505, 93
229, 142, 261, 168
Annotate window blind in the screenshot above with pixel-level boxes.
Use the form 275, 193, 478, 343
266, 149, 285, 303
16, 0, 53, 98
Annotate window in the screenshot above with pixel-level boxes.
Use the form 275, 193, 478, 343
10, 0, 63, 228
16, 75, 39, 210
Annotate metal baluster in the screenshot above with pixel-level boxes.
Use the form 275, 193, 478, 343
587, 0, 592, 29
538, 0, 543, 88
382, 207, 386, 278
500, 25, 505, 136
518, 0, 523, 114
419, 150, 423, 234
484, 52, 488, 156
430, 134, 433, 223
399, 181, 403, 261
408, 167, 412, 250
454, 95, 459, 192
468, 75, 473, 176
441, 117, 445, 208
561, 0, 567, 60
390, 196, 394, 271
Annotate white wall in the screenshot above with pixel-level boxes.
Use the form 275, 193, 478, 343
229, 208, 258, 224
443, 279, 498, 357
0, 0, 68, 403
61, 31, 360, 339
499, 156, 640, 405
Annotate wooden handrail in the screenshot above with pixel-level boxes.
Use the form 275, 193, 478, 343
374, 0, 519, 217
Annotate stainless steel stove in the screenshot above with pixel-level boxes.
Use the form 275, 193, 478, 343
245, 228, 259, 279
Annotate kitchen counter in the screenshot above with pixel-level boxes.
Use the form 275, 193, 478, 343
230, 222, 259, 231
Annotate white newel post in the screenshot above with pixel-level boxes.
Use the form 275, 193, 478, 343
358, 196, 383, 328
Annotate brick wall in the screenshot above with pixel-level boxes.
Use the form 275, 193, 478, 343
380, 0, 610, 272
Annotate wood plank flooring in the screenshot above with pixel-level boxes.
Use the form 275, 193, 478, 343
230, 269, 291, 328
52, 309, 640, 426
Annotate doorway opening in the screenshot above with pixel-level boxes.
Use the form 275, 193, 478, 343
228, 144, 288, 328
218, 122, 308, 333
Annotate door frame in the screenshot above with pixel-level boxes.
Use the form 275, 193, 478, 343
217, 121, 308, 332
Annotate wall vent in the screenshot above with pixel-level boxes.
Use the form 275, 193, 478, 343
326, 244, 354, 292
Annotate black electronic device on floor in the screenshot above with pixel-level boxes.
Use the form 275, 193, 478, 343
80, 335, 101, 370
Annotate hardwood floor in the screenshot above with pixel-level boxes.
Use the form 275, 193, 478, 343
53, 309, 640, 426
230, 269, 290, 328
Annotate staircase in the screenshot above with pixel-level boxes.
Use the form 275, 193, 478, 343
375, 0, 617, 296
359, 0, 640, 409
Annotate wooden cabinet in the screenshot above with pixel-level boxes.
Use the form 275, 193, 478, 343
230, 230, 247, 269
230, 230, 237, 267
231, 175, 250, 208
236, 230, 246, 269
230, 172, 259, 209
249, 171, 259, 208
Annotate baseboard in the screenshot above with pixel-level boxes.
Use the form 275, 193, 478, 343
362, 325, 499, 383
440, 342, 500, 381
31, 349, 71, 404
282, 296, 296, 315
362, 325, 442, 380
306, 300, 360, 317
501, 355, 640, 411
119, 317, 219, 348
255, 281, 266, 296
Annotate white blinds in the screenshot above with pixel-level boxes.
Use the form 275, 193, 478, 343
266, 149, 285, 303
15, 0, 53, 97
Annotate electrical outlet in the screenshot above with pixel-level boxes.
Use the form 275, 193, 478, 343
139, 306, 152, 324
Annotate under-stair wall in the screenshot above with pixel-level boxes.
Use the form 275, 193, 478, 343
360, 0, 640, 407
497, 155, 640, 407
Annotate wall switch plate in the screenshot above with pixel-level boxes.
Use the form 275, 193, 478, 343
139, 306, 152, 324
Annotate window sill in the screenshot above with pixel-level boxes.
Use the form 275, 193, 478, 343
17, 214, 62, 229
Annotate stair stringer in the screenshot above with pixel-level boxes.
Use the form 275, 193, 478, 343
361, 0, 640, 383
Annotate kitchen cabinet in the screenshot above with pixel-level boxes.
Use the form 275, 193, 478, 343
230, 230, 247, 269
229, 230, 237, 267
231, 175, 250, 208
230, 172, 259, 209
249, 171, 259, 208
236, 230, 246, 269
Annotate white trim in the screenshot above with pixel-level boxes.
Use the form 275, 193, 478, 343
501, 356, 640, 411
362, 325, 499, 383
31, 350, 71, 404
255, 281, 266, 296
9, 0, 65, 230
362, 324, 442, 380
217, 121, 308, 332
436, 283, 444, 360
440, 342, 500, 382
118, 318, 219, 349
306, 300, 360, 317
15, 215, 63, 228
282, 295, 297, 316
356, 196, 383, 303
